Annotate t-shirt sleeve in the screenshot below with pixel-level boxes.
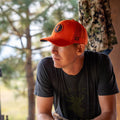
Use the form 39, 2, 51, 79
34, 58, 53, 97
97, 54, 119, 95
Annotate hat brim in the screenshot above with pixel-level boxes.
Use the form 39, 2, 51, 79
40, 36, 73, 47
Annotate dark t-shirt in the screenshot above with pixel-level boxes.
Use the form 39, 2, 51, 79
34, 51, 119, 120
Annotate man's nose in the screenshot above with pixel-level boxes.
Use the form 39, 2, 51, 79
51, 45, 58, 54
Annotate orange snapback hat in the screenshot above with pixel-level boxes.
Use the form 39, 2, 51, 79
40, 19, 88, 46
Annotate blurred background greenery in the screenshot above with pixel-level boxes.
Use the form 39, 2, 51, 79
0, 0, 78, 119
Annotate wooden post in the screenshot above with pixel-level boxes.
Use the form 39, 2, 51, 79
0, 69, 9, 120
1, 115, 4, 120
0, 68, 2, 120
6, 115, 8, 120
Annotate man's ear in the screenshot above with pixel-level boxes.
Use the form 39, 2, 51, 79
76, 44, 85, 55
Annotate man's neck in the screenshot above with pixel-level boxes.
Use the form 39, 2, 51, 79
62, 53, 84, 75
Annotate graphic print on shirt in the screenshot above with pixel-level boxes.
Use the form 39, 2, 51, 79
64, 87, 87, 118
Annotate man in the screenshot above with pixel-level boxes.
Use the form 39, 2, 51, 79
34, 19, 119, 120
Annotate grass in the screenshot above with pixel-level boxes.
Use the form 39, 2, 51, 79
1, 84, 28, 120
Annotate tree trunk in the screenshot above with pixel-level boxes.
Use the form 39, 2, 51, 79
26, 27, 35, 120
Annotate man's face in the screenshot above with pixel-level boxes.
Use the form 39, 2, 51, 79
51, 44, 80, 69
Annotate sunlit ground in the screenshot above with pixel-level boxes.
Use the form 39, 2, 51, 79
1, 84, 28, 120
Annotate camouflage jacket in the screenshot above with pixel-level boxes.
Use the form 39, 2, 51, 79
79, 0, 117, 52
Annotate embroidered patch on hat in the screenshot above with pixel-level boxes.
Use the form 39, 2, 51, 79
55, 24, 63, 33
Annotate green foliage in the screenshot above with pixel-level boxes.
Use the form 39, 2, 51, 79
42, 18, 55, 36
0, 19, 10, 34
0, 56, 25, 84
52, 8, 65, 21
0, 56, 27, 98
12, 0, 32, 6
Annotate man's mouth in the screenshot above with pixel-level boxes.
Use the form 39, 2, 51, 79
52, 56, 60, 61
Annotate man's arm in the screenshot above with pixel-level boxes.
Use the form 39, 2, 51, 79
94, 94, 117, 120
36, 96, 54, 120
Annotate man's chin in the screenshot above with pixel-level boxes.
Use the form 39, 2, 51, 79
54, 63, 62, 68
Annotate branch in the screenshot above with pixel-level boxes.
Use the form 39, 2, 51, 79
0, 6, 25, 49
1, 43, 51, 52
32, 44, 51, 51
1, 44, 23, 50
6, 4, 24, 20
7, 16, 25, 49
8, 31, 26, 37
31, 31, 43, 37
31, 0, 56, 21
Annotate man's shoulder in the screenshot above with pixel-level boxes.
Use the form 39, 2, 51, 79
38, 56, 54, 69
85, 51, 111, 67
85, 50, 109, 60
40, 56, 53, 64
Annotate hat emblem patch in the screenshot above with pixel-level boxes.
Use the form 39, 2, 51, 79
55, 24, 62, 33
